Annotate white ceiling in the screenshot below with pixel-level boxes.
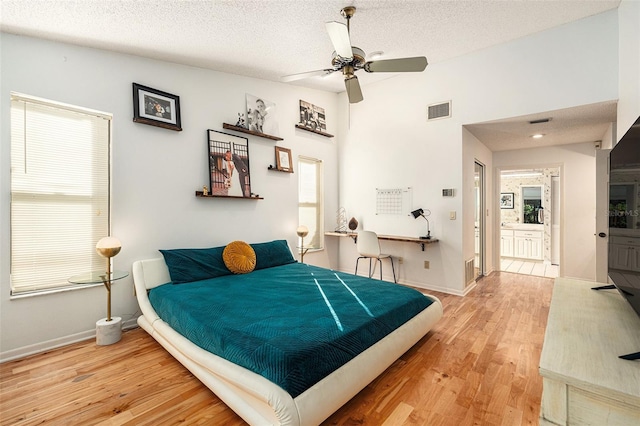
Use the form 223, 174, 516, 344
0, 0, 621, 150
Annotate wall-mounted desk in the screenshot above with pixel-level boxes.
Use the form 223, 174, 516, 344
325, 231, 439, 251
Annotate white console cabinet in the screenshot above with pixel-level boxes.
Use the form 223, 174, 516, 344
539, 278, 640, 425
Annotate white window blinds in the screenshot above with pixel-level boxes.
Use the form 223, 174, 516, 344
10, 94, 111, 295
298, 156, 323, 249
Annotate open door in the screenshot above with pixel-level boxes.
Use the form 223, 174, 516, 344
595, 149, 610, 283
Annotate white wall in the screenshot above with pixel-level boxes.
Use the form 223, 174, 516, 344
335, 10, 619, 294
0, 34, 339, 359
617, 0, 640, 135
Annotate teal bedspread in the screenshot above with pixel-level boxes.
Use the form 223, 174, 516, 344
148, 262, 435, 397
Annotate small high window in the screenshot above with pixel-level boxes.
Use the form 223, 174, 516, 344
298, 156, 323, 250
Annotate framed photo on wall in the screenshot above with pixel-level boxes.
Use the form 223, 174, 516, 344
246, 94, 279, 136
207, 130, 252, 197
298, 100, 327, 132
500, 192, 514, 209
132, 83, 182, 131
275, 146, 293, 172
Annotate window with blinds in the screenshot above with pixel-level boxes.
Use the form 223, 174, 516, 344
10, 94, 112, 295
298, 156, 323, 250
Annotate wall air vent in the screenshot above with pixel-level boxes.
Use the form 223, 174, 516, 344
427, 101, 452, 121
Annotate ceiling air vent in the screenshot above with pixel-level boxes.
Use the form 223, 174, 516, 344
529, 118, 551, 124
427, 101, 451, 121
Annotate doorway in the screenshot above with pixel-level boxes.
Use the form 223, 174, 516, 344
499, 167, 560, 278
474, 161, 485, 279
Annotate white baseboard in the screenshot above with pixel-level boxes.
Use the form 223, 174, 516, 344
334, 266, 464, 296
0, 317, 138, 363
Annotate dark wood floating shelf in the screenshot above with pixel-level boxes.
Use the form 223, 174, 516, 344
222, 123, 283, 141
268, 166, 293, 173
295, 124, 334, 138
195, 191, 263, 200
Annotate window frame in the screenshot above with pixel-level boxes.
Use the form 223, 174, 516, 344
9, 92, 112, 297
297, 156, 324, 251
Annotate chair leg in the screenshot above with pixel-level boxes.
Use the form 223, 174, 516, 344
355, 256, 362, 276
368, 258, 373, 278
389, 257, 397, 283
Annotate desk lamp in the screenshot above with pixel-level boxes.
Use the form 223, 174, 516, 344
297, 226, 309, 263
411, 208, 431, 239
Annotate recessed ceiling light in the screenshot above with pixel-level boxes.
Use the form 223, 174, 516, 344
531, 133, 544, 139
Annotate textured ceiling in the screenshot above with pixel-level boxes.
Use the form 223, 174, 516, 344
0, 0, 622, 150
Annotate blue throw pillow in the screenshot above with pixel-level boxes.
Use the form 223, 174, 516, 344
251, 240, 296, 270
160, 246, 231, 284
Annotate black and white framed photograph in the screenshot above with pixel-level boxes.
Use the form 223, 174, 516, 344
298, 100, 327, 132
500, 192, 514, 209
132, 83, 182, 131
275, 146, 292, 172
208, 130, 251, 197
246, 94, 278, 136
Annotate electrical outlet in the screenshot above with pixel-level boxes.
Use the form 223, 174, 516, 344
398, 257, 404, 264
424, 260, 430, 269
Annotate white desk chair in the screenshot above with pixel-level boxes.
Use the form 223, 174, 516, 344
355, 230, 397, 283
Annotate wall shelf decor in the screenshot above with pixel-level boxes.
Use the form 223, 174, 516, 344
222, 123, 283, 141
268, 165, 293, 173
275, 146, 293, 172
294, 124, 334, 138
207, 129, 253, 197
196, 191, 263, 200
297, 100, 332, 137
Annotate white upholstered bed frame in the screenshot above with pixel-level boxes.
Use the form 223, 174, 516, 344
133, 257, 443, 425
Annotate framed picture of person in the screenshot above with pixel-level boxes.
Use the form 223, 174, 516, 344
298, 100, 327, 132
132, 83, 182, 131
500, 192, 514, 209
246, 94, 279, 136
275, 146, 293, 173
207, 129, 252, 197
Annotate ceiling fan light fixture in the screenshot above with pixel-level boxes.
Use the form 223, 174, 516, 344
369, 51, 384, 60
283, 5, 428, 104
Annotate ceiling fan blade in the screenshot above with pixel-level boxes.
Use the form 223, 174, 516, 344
364, 56, 428, 73
281, 69, 335, 83
325, 21, 353, 59
345, 76, 363, 104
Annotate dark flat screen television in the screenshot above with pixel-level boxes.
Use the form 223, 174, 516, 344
604, 115, 640, 360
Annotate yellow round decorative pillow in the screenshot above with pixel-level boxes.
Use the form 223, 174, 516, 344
223, 241, 256, 274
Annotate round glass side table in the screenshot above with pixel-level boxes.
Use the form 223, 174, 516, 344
68, 270, 129, 345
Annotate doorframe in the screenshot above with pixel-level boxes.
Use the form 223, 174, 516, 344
494, 164, 564, 277
475, 160, 486, 278
595, 149, 611, 282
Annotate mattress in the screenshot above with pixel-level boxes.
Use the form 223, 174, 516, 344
148, 262, 435, 397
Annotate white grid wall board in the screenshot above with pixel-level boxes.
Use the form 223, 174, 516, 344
376, 187, 412, 215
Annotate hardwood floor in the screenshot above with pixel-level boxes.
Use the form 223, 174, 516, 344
0, 272, 553, 425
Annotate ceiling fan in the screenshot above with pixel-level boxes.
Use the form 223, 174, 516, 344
281, 6, 428, 103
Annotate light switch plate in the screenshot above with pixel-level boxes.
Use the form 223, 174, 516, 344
450, 211, 456, 220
